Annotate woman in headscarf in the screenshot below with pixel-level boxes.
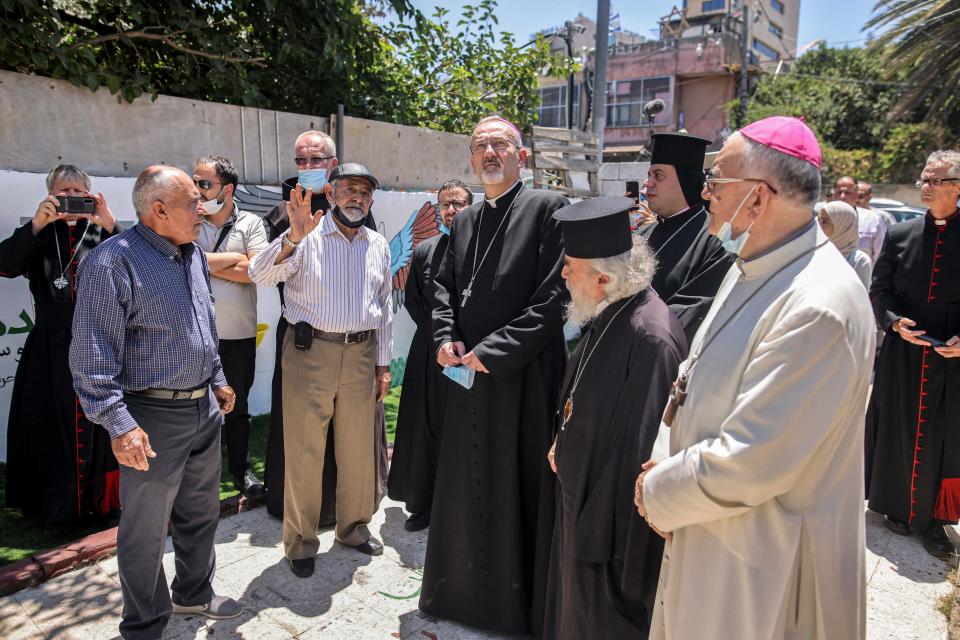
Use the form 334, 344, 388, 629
817, 200, 873, 289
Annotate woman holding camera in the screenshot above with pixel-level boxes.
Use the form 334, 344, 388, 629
0, 164, 121, 524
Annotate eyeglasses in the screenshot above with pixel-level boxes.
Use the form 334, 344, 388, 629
470, 137, 516, 155
916, 177, 959, 188
439, 200, 469, 210
704, 177, 779, 195
294, 155, 335, 167
193, 179, 221, 190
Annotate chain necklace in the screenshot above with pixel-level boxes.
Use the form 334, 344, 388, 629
52, 221, 92, 290
461, 184, 524, 308
561, 293, 638, 430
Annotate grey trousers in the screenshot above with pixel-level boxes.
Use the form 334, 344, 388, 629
117, 390, 222, 640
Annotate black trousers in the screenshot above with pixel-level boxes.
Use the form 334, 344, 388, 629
218, 337, 257, 481
117, 391, 222, 640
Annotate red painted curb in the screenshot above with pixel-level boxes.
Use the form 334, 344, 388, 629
0, 557, 44, 596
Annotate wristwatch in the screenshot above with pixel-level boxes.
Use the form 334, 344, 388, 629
282, 231, 301, 248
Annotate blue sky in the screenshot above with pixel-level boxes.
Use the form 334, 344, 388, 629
402, 0, 884, 52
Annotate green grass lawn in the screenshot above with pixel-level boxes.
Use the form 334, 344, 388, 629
0, 386, 403, 567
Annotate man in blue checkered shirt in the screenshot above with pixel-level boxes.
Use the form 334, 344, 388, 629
69, 166, 243, 640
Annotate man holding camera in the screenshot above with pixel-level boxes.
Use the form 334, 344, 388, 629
1, 164, 121, 525
249, 163, 392, 578
193, 155, 268, 500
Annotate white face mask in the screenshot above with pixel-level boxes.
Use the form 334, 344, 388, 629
201, 187, 226, 216
714, 185, 757, 256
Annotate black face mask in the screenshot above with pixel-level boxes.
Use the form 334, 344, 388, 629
331, 205, 366, 229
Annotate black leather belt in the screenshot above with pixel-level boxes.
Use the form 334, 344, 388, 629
127, 384, 209, 400
312, 329, 374, 344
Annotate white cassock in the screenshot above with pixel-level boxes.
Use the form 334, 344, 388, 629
644, 223, 876, 640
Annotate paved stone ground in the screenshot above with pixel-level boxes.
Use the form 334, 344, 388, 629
0, 500, 955, 639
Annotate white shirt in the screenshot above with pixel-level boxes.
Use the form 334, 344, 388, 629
248, 213, 393, 366
196, 207, 268, 339
856, 205, 886, 263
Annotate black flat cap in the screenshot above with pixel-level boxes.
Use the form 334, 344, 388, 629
650, 133, 711, 170
328, 162, 379, 190
554, 196, 634, 259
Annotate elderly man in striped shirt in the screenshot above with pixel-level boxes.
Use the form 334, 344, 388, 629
70, 166, 242, 639
249, 162, 393, 578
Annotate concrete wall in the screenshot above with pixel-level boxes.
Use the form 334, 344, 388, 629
0, 70, 327, 184
598, 161, 651, 196
340, 116, 475, 190
0, 71, 475, 190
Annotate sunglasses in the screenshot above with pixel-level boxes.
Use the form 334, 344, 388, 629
193, 179, 221, 190
295, 155, 335, 167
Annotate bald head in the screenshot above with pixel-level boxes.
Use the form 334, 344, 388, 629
132, 166, 183, 218
830, 176, 860, 208
133, 165, 205, 245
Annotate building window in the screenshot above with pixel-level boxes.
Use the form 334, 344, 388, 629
537, 85, 580, 128
753, 38, 780, 60
769, 22, 783, 38
605, 76, 672, 128
770, 0, 785, 13
702, 0, 726, 11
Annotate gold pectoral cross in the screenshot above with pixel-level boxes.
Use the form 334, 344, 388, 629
662, 375, 688, 428
561, 397, 573, 430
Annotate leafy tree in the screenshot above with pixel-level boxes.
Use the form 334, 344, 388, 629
0, 0, 559, 134
865, 0, 960, 123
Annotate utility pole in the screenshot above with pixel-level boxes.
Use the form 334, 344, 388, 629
564, 21, 575, 129
593, 0, 610, 155
737, 3, 750, 128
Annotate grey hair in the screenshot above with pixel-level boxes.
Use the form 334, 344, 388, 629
589, 236, 658, 303
46, 164, 91, 192
732, 131, 821, 206
132, 166, 180, 218
295, 130, 337, 157
926, 150, 960, 178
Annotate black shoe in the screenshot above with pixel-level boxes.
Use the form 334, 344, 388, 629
883, 516, 912, 536
405, 510, 431, 532
923, 525, 955, 559
288, 556, 315, 578
346, 537, 384, 556
235, 470, 265, 500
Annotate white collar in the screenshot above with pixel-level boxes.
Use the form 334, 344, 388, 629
484, 181, 522, 206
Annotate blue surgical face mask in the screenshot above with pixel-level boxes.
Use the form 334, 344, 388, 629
714, 185, 757, 256
439, 222, 451, 236
298, 168, 328, 191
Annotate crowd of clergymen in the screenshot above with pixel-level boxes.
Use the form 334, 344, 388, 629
2, 112, 959, 640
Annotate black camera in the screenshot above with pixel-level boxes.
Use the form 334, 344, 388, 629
56, 195, 97, 215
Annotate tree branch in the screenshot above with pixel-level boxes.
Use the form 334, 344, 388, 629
70, 29, 267, 67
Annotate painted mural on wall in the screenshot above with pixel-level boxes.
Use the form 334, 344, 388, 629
0, 170, 443, 461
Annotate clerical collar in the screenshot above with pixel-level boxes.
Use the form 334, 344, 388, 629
485, 180, 523, 207
737, 221, 823, 280
655, 205, 692, 224
927, 208, 959, 226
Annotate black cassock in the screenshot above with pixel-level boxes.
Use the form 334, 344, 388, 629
639, 204, 733, 342
388, 233, 448, 514
262, 178, 385, 522
866, 211, 960, 531
544, 290, 686, 640
421, 181, 568, 635
2, 219, 120, 523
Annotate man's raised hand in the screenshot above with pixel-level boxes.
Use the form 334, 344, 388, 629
287, 184, 324, 243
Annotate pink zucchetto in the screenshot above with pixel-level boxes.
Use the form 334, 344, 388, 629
739, 116, 822, 169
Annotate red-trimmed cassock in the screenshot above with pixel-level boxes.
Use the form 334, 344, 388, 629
1, 219, 121, 524
866, 210, 960, 531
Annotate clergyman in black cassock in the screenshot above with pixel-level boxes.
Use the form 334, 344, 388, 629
639, 133, 733, 342
262, 161, 385, 523
542, 197, 686, 639
866, 154, 960, 558
2, 167, 121, 524
389, 181, 472, 530
421, 116, 569, 635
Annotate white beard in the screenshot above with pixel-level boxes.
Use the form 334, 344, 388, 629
342, 206, 366, 222
563, 291, 600, 327
481, 167, 504, 185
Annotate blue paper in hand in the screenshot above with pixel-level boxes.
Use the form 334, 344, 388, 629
442, 364, 476, 389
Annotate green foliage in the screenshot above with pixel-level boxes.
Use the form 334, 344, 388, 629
740, 44, 958, 183
0, 0, 556, 134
